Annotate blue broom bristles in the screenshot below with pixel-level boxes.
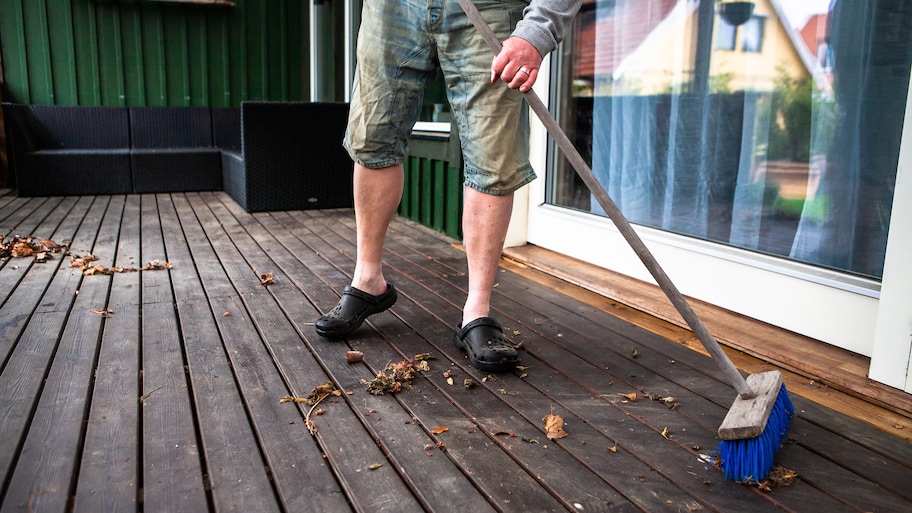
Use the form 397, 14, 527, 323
717, 384, 795, 483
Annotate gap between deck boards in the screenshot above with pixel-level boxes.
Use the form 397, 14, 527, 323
499, 243, 912, 443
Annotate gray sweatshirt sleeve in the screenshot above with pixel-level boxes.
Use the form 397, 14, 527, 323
512, 0, 583, 56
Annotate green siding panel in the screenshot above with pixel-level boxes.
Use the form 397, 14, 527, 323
402, 136, 464, 239
0, 0, 312, 106
121, 8, 147, 105
0, 0, 30, 103
22, 0, 53, 103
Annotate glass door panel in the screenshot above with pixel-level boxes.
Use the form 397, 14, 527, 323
548, 0, 912, 280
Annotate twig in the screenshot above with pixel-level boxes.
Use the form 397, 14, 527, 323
305, 391, 333, 434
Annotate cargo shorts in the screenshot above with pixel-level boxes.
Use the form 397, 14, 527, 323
344, 0, 535, 195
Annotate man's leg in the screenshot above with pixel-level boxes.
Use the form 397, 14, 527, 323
461, 186, 514, 327
452, 186, 519, 372
351, 163, 404, 296
314, 163, 402, 338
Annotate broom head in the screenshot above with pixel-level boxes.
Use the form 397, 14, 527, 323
717, 371, 795, 482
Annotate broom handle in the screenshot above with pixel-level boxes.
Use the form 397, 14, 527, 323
457, 0, 755, 399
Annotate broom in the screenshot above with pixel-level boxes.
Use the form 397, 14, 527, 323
456, 0, 794, 482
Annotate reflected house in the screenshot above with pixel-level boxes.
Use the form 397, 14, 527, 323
571, 0, 826, 95
801, 12, 835, 77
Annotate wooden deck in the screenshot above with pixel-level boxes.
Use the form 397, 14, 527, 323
1, 189, 910, 513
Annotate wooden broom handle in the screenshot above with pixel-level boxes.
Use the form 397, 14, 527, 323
456, 0, 755, 399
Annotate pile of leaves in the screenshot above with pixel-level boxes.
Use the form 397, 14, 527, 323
71, 254, 172, 275
0, 235, 68, 262
362, 355, 432, 395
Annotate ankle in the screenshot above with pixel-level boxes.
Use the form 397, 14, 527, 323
352, 278, 388, 297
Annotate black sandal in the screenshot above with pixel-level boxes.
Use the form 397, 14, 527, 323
315, 283, 397, 339
453, 317, 518, 372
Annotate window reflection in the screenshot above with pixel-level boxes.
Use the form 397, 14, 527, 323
549, 0, 912, 279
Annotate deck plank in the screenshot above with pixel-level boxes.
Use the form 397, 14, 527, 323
137, 194, 210, 513
0, 191, 910, 513
74, 195, 142, 513
165, 194, 282, 513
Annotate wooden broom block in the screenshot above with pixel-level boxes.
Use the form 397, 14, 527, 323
718, 371, 784, 439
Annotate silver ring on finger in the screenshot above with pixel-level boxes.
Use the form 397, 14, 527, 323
518, 66, 531, 75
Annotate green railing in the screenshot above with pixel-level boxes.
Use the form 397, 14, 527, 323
401, 129, 463, 240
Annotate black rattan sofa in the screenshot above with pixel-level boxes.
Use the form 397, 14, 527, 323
2, 102, 353, 212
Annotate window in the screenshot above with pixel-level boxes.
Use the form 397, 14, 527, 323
741, 16, 765, 52
716, 19, 737, 50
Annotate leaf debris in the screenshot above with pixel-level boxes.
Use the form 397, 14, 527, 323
543, 408, 568, 440
280, 381, 342, 434
0, 235, 68, 260
256, 270, 275, 286
647, 392, 680, 409
361, 357, 430, 395
762, 466, 800, 489
71, 254, 172, 275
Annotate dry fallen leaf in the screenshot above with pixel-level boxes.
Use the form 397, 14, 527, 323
367, 463, 383, 471
11, 241, 34, 257
142, 260, 172, 271
91, 308, 114, 318
279, 395, 309, 403
661, 427, 670, 439
346, 350, 364, 363
608, 443, 618, 453
543, 410, 568, 440
619, 392, 638, 402
430, 426, 449, 435
259, 271, 275, 286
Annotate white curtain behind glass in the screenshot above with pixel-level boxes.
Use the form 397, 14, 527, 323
790, 0, 911, 278
586, 0, 910, 279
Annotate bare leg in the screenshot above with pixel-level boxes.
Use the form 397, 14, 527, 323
351, 163, 404, 296
461, 187, 514, 327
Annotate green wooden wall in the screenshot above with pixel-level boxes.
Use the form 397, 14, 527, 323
400, 133, 464, 240
0, 0, 310, 106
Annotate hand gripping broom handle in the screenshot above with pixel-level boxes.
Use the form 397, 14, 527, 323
457, 0, 755, 399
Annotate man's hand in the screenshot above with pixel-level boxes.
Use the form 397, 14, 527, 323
490, 37, 543, 93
